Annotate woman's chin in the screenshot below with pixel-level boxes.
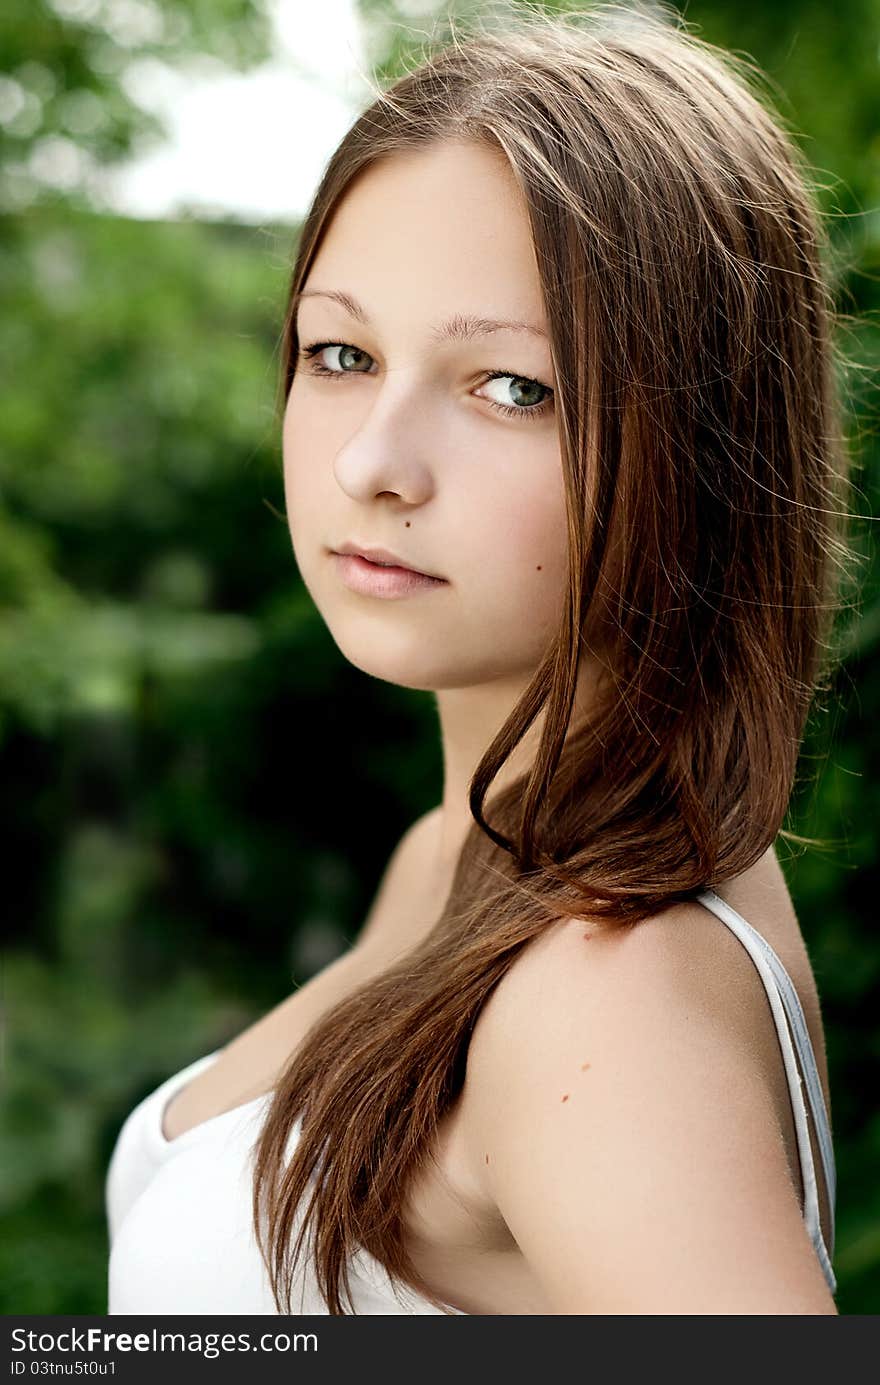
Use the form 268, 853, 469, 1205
325, 632, 447, 692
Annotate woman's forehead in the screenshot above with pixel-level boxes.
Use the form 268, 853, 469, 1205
297, 145, 548, 346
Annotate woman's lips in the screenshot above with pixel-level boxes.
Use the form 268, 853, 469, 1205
331, 552, 448, 599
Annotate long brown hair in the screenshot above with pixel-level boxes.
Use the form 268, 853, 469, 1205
252, 2, 860, 1313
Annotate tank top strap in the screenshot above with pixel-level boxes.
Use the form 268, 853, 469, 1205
694, 888, 836, 1294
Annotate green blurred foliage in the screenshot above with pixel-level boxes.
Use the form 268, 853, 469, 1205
0, 0, 877, 1316
0, 0, 274, 210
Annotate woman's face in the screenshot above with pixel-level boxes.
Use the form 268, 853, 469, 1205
283, 138, 568, 692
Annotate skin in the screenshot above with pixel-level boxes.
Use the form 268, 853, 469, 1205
283, 138, 603, 893
465, 894, 839, 1312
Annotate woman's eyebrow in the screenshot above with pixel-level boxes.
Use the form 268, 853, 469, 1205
293, 287, 548, 344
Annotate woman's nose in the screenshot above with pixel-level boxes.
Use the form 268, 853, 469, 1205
331, 372, 439, 506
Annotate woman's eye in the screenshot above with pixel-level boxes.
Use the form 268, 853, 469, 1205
299, 341, 373, 375
478, 371, 554, 423
297, 341, 554, 423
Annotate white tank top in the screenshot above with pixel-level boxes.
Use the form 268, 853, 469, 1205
105, 888, 837, 1313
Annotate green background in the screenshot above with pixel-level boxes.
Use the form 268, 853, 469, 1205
1, 0, 877, 1314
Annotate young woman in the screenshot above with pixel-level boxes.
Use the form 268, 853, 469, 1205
106, 4, 854, 1315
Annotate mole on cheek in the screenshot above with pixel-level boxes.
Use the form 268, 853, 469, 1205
561, 1092, 570, 1102
581, 1061, 591, 1071
536, 564, 542, 571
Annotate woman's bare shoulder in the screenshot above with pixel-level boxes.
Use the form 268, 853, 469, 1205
462, 846, 817, 1159
457, 850, 837, 1312
470, 843, 807, 1038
